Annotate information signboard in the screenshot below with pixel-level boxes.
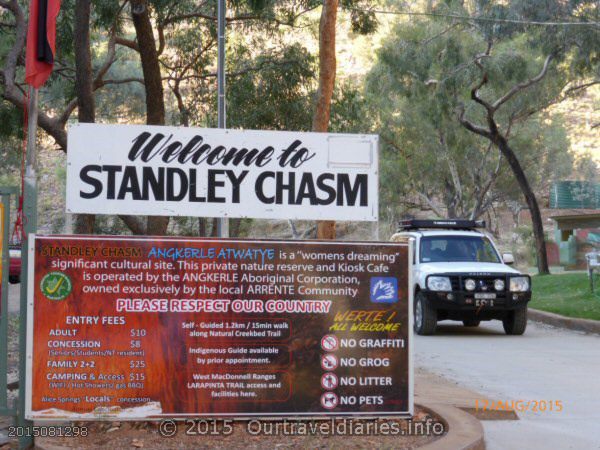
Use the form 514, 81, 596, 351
66, 124, 379, 221
26, 235, 411, 420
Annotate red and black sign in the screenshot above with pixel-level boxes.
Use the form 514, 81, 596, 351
27, 235, 412, 419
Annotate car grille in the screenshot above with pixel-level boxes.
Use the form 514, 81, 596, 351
449, 276, 460, 291
458, 275, 508, 298
442, 274, 509, 298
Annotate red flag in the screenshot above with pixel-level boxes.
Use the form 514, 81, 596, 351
25, 0, 61, 88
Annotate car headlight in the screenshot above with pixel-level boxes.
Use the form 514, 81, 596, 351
494, 279, 505, 291
464, 279, 476, 291
427, 276, 452, 291
510, 276, 530, 292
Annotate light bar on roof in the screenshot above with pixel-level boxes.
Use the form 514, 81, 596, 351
398, 219, 486, 231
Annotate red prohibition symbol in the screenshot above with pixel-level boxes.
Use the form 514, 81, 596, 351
320, 392, 339, 410
321, 372, 338, 390
321, 354, 339, 371
321, 334, 339, 352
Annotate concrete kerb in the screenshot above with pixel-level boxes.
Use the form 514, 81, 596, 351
528, 308, 600, 335
418, 403, 485, 450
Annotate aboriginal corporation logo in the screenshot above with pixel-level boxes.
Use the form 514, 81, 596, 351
370, 277, 398, 303
40, 272, 72, 301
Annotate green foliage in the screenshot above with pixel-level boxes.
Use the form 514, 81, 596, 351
478, 0, 599, 77
365, 8, 576, 221
216, 44, 316, 131
512, 225, 536, 266
330, 82, 370, 133
530, 273, 600, 320
1, 0, 596, 236
92, 215, 133, 235
0, 100, 24, 140
93, 0, 127, 32
167, 216, 199, 236
55, 0, 75, 58
574, 152, 599, 182
340, 0, 379, 34
0, 100, 22, 188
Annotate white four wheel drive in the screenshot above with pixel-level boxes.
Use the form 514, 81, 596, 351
392, 220, 531, 336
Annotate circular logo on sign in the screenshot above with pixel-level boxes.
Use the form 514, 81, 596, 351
40, 272, 72, 301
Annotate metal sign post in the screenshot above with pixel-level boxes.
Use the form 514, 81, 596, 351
216, 0, 229, 237
17, 86, 38, 449
0, 186, 17, 418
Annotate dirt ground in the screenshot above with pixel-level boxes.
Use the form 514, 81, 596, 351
28, 408, 443, 450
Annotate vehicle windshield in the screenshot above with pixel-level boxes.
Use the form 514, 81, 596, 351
420, 235, 500, 263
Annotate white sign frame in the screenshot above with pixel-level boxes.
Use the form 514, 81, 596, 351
66, 124, 379, 221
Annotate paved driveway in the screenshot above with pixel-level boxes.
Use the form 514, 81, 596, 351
415, 320, 600, 449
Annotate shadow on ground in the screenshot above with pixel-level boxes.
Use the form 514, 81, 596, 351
431, 322, 506, 337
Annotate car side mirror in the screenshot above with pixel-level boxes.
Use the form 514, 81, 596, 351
502, 253, 514, 265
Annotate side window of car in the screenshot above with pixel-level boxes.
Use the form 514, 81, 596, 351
420, 239, 431, 262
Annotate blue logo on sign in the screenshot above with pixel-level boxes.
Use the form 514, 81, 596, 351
370, 277, 398, 303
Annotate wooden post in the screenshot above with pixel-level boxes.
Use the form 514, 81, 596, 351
317, 221, 336, 239
313, 0, 338, 240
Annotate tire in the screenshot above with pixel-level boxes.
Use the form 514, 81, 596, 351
462, 319, 480, 327
414, 292, 437, 335
9, 276, 19, 284
503, 307, 527, 335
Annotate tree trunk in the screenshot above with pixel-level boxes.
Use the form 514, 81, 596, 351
198, 218, 207, 237
73, 0, 95, 234
130, 0, 169, 235
130, 0, 165, 125
119, 215, 146, 235
210, 218, 219, 237
313, 0, 338, 240
172, 82, 190, 127
495, 135, 549, 274
443, 180, 459, 219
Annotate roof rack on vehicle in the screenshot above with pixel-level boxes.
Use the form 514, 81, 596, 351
398, 219, 486, 231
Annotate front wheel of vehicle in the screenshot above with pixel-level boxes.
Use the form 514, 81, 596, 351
503, 307, 527, 335
414, 292, 437, 336
9, 276, 19, 284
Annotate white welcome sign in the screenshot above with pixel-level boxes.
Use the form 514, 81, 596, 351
66, 124, 378, 221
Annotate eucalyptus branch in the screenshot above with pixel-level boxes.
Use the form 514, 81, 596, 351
415, 191, 445, 217
59, 33, 118, 125
115, 36, 139, 51
564, 79, 599, 95
492, 54, 553, 110
102, 77, 145, 85
471, 49, 494, 113
457, 104, 492, 139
